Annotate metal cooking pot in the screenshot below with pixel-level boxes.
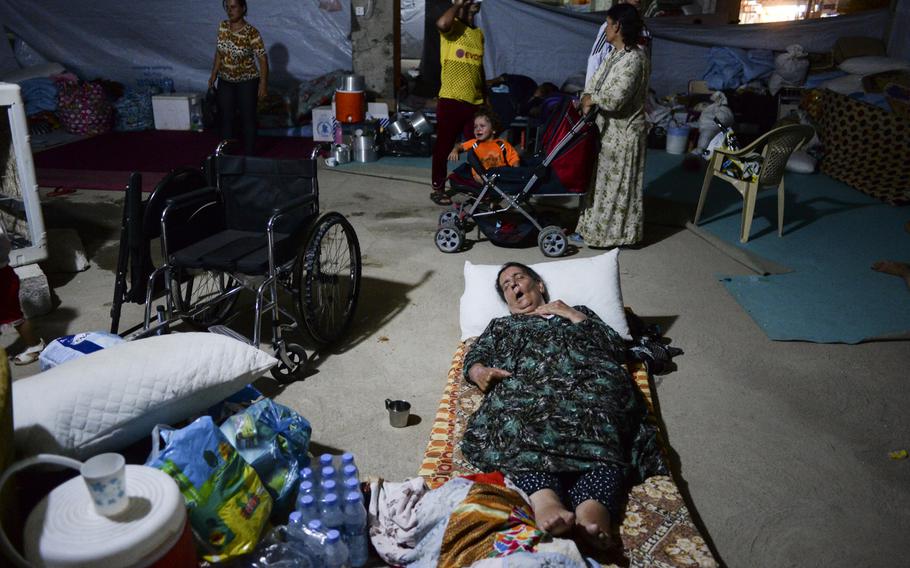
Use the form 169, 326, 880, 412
338, 73, 365, 92
408, 111, 434, 135
387, 116, 411, 137
332, 143, 352, 164
352, 134, 378, 162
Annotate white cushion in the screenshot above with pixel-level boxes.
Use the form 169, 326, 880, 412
821, 74, 864, 96
13, 333, 277, 459
837, 56, 910, 76
459, 250, 630, 341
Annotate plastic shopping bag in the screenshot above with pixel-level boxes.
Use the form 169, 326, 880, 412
39, 331, 125, 371
146, 416, 272, 563
220, 399, 312, 520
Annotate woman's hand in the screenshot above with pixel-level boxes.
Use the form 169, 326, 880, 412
448, 147, 460, 161
208, 76, 216, 90
468, 363, 511, 393
533, 300, 587, 324
258, 82, 268, 100
580, 94, 595, 116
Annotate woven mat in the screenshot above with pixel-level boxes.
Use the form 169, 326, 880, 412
418, 341, 717, 568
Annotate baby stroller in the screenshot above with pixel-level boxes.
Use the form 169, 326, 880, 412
111, 142, 362, 383
435, 99, 598, 257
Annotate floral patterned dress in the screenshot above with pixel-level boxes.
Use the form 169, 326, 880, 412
576, 47, 650, 248
459, 307, 666, 484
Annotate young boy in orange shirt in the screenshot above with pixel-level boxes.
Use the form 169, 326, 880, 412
448, 110, 520, 183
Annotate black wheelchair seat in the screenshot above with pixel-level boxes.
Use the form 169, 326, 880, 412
171, 229, 295, 275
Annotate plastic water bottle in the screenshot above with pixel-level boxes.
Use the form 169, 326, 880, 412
320, 492, 344, 532
341, 452, 356, 468
324, 529, 350, 568
319, 454, 334, 470
301, 466, 316, 484
300, 479, 320, 501
342, 492, 369, 567
342, 477, 361, 500
341, 464, 358, 481
321, 478, 338, 502
322, 465, 340, 485
287, 511, 320, 567
298, 493, 320, 524
300, 519, 329, 568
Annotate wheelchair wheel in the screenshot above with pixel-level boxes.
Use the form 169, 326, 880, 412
538, 226, 567, 258
270, 343, 308, 383
171, 268, 239, 329
295, 212, 362, 345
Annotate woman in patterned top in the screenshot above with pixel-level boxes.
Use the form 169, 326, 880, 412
571, 4, 649, 248
208, 0, 269, 155
460, 262, 665, 551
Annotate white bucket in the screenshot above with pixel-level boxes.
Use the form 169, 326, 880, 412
666, 125, 690, 155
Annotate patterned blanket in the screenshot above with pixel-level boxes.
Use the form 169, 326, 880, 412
418, 341, 717, 568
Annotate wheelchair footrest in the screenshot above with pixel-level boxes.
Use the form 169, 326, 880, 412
208, 325, 253, 345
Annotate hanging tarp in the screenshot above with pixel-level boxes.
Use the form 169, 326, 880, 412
402, 0, 425, 60
479, 0, 893, 96
0, 0, 351, 91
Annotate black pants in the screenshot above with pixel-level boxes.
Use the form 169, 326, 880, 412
217, 77, 258, 155
511, 466, 625, 520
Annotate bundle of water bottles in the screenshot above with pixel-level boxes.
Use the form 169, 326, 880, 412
285, 452, 370, 568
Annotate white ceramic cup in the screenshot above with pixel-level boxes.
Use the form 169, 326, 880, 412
80, 453, 128, 517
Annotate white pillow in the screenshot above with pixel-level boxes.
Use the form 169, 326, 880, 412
838, 56, 910, 76
13, 333, 277, 459
821, 74, 864, 96
459, 250, 630, 341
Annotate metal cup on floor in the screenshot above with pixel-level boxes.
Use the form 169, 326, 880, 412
385, 399, 411, 428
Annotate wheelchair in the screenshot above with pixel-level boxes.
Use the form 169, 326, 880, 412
111, 143, 361, 382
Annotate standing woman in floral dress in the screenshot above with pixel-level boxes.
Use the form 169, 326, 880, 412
572, 4, 649, 248
209, 0, 269, 155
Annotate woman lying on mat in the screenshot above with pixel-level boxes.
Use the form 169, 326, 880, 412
459, 262, 666, 550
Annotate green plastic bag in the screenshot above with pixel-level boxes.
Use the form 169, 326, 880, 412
147, 416, 272, 563
220, 399, 312, 520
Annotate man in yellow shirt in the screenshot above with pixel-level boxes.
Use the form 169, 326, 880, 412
432, 0, 485, 205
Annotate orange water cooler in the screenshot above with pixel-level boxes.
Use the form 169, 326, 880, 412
335, 74, 366, 123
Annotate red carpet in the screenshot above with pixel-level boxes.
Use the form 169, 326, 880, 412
34, 130, 314, 191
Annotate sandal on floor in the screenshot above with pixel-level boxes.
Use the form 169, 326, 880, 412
430, 191, 453, 206
13, 340, 45, 366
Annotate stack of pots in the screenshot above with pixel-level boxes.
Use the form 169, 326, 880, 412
335, 74, 365, 124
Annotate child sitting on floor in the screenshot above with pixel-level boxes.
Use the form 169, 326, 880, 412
448, 109, 520, 184
1, 224, 44, 365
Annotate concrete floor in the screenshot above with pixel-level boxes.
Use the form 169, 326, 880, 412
5, 160, 909, 567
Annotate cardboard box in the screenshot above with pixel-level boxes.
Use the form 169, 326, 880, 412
312, 106, 336, 142
152, 93, 202, 131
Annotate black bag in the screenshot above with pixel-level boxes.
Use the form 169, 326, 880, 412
203, 87, 219, 129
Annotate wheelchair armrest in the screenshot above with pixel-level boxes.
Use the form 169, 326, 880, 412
267, 193, 317, 233
163, 186, 219, 215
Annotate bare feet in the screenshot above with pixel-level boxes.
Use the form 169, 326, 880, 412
528, 489, 575, 537
871, 260, 910, 290
574, 499, 615, 551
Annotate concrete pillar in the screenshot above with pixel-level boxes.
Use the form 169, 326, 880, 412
352, 0, 397, 103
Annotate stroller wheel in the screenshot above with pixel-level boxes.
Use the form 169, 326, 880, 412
438, 208, 460, 229
538, 226, 568, 257
270, 343, 308, 384
435, 227, 464, 253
